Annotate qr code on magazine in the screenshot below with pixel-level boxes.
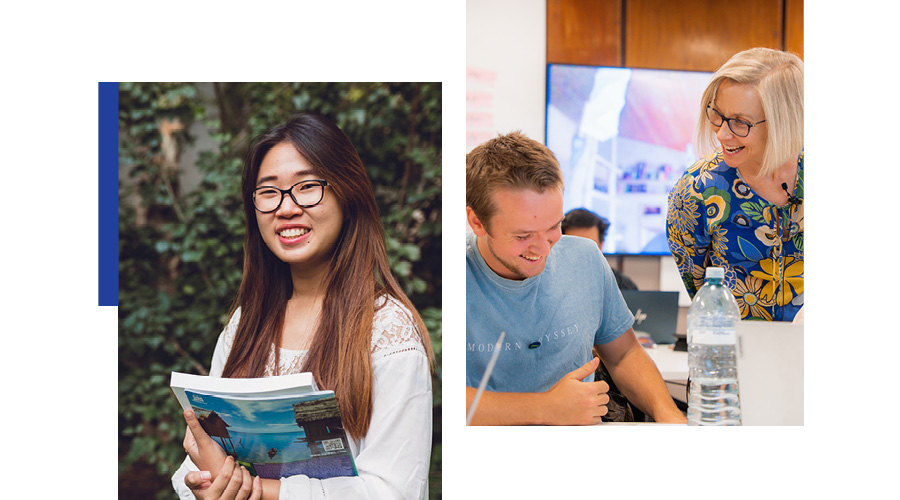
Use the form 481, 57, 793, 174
322, 438, 345, 452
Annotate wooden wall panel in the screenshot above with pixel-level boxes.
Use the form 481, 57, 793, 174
785, 0, 804, 59
547, 0, 622, 66
624, 0, 784, 71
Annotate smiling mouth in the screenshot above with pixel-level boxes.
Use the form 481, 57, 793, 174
521, 255, 542, 262
279, 227, 310, 239
723, 145, 744, 154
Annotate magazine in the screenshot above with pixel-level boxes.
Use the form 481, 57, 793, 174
170, 372, 358, 480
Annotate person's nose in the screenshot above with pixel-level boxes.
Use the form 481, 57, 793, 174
533, 231, 557, 255
715, 122, 734, 142
547, 230, 561, 248
546, 232, 562, 254
530, 239, 550, 257
275, 192, 305, 217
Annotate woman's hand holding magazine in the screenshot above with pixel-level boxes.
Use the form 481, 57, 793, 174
183, 409, 262, 500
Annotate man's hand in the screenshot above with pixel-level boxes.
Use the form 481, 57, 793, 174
539, 357, 610, 425
465, 357, 611, 425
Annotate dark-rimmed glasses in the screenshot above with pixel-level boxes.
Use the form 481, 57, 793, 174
252, 179, 329, 213
706, 106, 766, 137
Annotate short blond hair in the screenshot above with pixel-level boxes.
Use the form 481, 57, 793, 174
696, 47, 804, 178
466, 131, 563, 228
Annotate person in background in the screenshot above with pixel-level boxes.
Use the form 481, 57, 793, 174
562, 208, 638, 290
666, 47, 803, 322
172, 113, 434, 499
465, 131, 685, 425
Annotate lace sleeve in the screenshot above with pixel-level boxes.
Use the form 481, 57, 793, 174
278, 296, 431, 499
370, 296, 427, 361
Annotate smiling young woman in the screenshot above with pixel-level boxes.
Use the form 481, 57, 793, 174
172, 113, 435, 500
252, 142, 344, 277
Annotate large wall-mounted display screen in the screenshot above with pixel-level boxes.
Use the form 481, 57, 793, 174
546, 64, 712, 255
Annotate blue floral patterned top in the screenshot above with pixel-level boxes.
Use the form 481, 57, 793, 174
666, 150, 804, 321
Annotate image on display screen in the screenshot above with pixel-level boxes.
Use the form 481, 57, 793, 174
546, 64, 713, 255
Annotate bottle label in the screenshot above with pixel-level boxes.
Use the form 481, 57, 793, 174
689, 327, 736, 345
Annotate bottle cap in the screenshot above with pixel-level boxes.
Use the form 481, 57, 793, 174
706, 267, 724, 279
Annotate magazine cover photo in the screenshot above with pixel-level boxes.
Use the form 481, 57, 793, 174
184, 390, 356, 480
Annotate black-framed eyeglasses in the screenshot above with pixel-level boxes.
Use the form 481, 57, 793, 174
706, 106, 766, 138
251, 179, 329, 213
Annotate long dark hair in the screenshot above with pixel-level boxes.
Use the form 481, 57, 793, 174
222, 112, 433, 438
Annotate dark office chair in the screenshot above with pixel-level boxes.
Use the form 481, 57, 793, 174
592, 346, 647, 422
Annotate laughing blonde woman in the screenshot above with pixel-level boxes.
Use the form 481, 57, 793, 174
667, 48, 803, 321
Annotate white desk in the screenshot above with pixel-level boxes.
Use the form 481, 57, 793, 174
644, 345, 688, 403
643, 321, 804, 426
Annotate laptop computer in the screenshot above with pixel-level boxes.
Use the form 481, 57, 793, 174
736, 321, 804, 425
619, 290, 680, 344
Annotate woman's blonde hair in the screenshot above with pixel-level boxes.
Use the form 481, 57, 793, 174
696, 47, 804, 178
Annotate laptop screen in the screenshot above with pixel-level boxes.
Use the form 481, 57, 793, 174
619, 290, 680, 344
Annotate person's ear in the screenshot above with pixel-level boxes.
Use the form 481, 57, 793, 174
466, 206, 489, 237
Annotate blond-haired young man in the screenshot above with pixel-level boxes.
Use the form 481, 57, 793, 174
466, 132, 685, 425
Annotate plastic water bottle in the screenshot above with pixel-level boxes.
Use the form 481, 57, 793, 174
686, 267, 742, 425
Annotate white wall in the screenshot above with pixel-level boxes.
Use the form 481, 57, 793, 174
465, 0, 546, 150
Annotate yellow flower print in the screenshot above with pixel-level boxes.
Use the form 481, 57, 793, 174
751, 257, 804, 306
753, 208, 780, 248
734, 276, 774, 320
706, 195, 727, 225
710, 225, 728, 257
781, 258, 804, 303
668, 181, 699, 237
702, 187, 731, 226
785, 203, 804, 250
673, 231, 696, 257
690, 262, 706, 294
754, 224, 778, 247
694, 153, 720, 184
788, 202, 803, 231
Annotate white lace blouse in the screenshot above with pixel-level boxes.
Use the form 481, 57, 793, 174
172, 295, 433, 499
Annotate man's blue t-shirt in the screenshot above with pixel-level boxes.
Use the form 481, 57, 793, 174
466, 232, 634, 393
